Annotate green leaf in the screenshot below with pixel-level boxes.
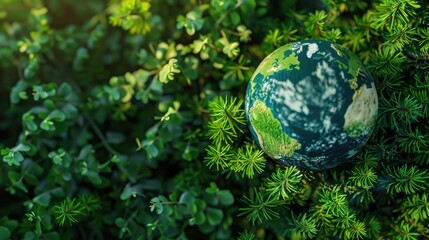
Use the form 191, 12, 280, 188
230, 12, 240, 25
49, 110, 66, 121
146, 144, 159, 159
2, 148, 25, 166
194, 211, 206, 225
33, 192, 51, 207
62, 104, 78, 119
205, 182, 218, 194
120, 185, 139, 200
10, 80, 29, 104
218, 190, 234, 206
159, 58, 180, 84
239, 0, 256, 18
179, 191, 195, 205
0, 227, 11, 240
149, 197, 164, 214
85, 171, 102, 185
15, 143, 31, 152
73, 47, 89, 71
106, 132, 126, 144
176, 9, 204, 35
206, 207, 223, 226
58, 82, 73, 96
8, 171, 28, 193
23, 113, 38, 132
32, 84, 56, 101
114, 217, 127, 228
40, 119, 54, 131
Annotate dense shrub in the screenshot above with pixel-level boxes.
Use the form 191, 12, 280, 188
0, 0, 428, 239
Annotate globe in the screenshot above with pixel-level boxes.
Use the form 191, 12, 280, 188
245, 40, 378, 171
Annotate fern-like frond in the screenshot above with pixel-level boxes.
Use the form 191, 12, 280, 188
343, 31, 366, 52
332, 210, 356, 229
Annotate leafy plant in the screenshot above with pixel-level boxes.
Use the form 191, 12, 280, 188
0, 0, 428, 239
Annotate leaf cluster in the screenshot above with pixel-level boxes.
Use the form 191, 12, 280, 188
0, 0, 429, 239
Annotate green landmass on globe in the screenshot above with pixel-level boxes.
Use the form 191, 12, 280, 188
245, 40, 378, 171
249, 100, 301, 158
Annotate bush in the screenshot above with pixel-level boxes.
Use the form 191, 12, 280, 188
0, 0, 428, 239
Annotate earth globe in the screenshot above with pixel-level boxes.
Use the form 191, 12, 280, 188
245, 40, 378, 171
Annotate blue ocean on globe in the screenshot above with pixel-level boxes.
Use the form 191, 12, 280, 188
245, 40, 378, 171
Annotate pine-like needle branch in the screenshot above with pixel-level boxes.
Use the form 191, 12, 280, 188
239, 188, 284, 225
53, 198, 86, 227
391, 221, 420, 240
230, 144, 266, 178
372, 0, 421, 30
400, 193, 429, 223
349, 164, 378, 189
380, 93, 423, 130
204, 143, 233, 171
318, 185, 349, 217
369, 49, 406, 77
397, 127, 427, 153
265, 166, 302, 200
383, 165, 429, 194
237, 230, 256, 240
287, 213, 318, 240
206, 96, 246, 145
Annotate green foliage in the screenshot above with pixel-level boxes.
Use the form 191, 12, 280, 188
265, 166, 303, 200
383, 165, 429, 194
239, 188, 284, 225
349, 164, 378, 189
1, 0, 429, 239
109, 0, 152, 34
287, 213, 318, 239
237, 230, 256, 240
206, 96, 246, 145
230, 144, 266, 178
53, 197, 85, 226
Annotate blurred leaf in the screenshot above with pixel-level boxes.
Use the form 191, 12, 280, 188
0, 227, 11, 240
206, 208, 223, 226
